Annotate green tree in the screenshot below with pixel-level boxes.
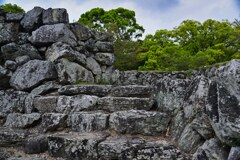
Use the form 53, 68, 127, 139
0, 3, 25, 13
79, 7, 144, 40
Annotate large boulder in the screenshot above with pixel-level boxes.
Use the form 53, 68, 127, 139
0, 90, 28, 114
10, 60, 57, 91
45, 42, 86, 65
206, 60, 240, 145
93, 41, 113, 52
109, 110, 170, 136
28, 23, 77, 47
0, 23, 19, 45
86, 57, 101, 75
33, 96, 58, 113
70, 23, 92, 41
4, 113, 41, 128
23, 135, 48, 154
1, 42, 41, 61
55, 58, 94, 84
42, 8, 69, 24
56, 95, 98, 113
41, 113, 67, 132
95, 53, 115, 66
20, 7, 44, 32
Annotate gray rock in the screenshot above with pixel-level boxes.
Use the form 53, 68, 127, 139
97, 97, 154, 112
0, 65, 11, 89
57, 95, 98, 113
101, 66, 119, 84
155, 78, 190, 114
31, 81, 61, 95
41, 113, 67, 132
95, 53, 115, 66
45, 42, 86, 65
110, 85, 154, 98
86, 57, 101, 75
7, 158, 45, 160
4, 113, 41, 128
15, 55, 30, 66
48, 132, 109, 160
109, 110, 170, 136
177, 124, 204, 153
17, 32, 30, 45
183, 76, 209, 119
70, 23, 92, 41
0, 23, 19, 45
193, 138, 229, 160
4, 60, 17, 71
98, 137, 145, 160
1, 42, 41, 61
93, 31, 112, 41
29, 23, 77, 47
10, 60, 57, 91
94, 41, 113, 52
0, 127, 28, 147
191, 114, 215, 140
42, 8, 69, 24
20, 7, 44, 32
33, 96, 58, 113
0, 90, 28, 114
6, 13, 24, 22
68, 111, 109, 132
55, 58, 94, 84
206, 60, 240, 145
58, 85, 112, 97
23, 135, 48, 154
228, 147, 240, 160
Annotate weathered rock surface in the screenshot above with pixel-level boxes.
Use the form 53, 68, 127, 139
110, 85, 154, 97
23, 135, 48, 154
58, 85, 112, 97
10, 60, 57, 91
41, 113, 67, 132
0, 90, 28, 114
1, 42, 41, 61
193, 138, 229, 160
68, 111, 109, 132
97, 97, 154, 112
29, 23, 77, 46
0, 65, 11, 88
4, 113, 41, 128
20, 7, 44, 32
45, 42, 86, 65
42, 8, 69, 24
6, 13, 24, 22
228, 147, 240, 160
86, 57, 101, 75
33, 96, 58, 113
15, 55, 30, 66
95, 53, 115, 66
205, 60, 240, 146
4, 60, 17, 71
0, 127, 28, 146
0, 23, 19, 45
55, 58, 94, 84
56, 95, 98, 113
70, 23, 92, 41
94, 41, 113, 52
48, 132, 109, 160
110, 110, 170, 135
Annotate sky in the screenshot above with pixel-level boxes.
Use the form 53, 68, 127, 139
1, 0, 240, 37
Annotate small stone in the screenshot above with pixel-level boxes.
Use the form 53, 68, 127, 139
4, 60, 17, 71
41, 113, 67, 132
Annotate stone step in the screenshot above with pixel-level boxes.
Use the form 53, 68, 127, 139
109, 110, 170, 136
47, 132, 190, 160
110, 85, 154, 97
97, 97, 155, 112
58, 85, 112, 97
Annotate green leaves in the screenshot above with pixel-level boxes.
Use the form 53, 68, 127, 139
0, 3, 25, 13
78, 7, 144, 41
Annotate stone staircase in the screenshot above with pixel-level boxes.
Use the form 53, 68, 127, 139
0, 84, 190, 160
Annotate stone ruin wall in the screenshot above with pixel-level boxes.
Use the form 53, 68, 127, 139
0, 6, 240, 160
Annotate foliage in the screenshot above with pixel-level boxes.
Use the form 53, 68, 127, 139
138, 19, 240, 71
0, 3, 25, 13
78, 7, 144, 40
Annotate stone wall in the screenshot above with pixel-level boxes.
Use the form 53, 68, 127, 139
1, 6, 240, 160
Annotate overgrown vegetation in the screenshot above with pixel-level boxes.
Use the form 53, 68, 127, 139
0, 3, 25, 13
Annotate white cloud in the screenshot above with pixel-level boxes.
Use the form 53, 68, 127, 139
4, 0, 240, 37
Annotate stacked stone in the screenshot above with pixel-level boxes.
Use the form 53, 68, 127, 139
0, 7, 117, 91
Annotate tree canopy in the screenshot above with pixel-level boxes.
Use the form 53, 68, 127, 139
138, 19, 240, 71
78, 7, 144, 40
0, 3, 25, 13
